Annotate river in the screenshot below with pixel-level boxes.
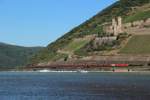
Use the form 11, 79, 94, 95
0, 72, 150, 100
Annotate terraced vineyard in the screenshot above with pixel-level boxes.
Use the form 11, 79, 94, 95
120, 35, 150, 54
30, 0, 150, 64
124, 10, 150, 23
63, 39, 90, 52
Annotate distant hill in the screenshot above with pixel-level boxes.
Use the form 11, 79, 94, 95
30, 0, 150, 65
0, 42, 44, 69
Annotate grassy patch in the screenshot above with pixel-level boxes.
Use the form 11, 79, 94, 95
120, 35, 150, 54
124, 10, 150, 23
64, 39, 90, 52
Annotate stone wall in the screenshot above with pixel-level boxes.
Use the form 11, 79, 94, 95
93, 36, 117, 48
103, 17, 150, 35
124, 18, 150, 35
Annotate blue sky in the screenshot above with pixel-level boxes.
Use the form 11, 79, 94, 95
0, 0, 117, 47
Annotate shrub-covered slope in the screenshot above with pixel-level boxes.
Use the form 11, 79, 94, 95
120, 35, 150, 54
0, 42, 43, 69
31, 0, 150, 64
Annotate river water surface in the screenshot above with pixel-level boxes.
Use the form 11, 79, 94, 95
0, 72, 150, 100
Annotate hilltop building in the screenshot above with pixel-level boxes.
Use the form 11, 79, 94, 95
103, 17, 123, 36
104, 16, 150, 36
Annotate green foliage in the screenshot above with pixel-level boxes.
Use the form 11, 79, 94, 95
30, 48, 68, 63
120, 35, 150, 54
93, 40, 119, 51
117, 32, 130, 40
52, 53, 67, 61
124, 10, 150, 23
74, 39, 120, 56
74, 48, 88, 57
0, 43, 43, 68
64, 39, 90, 52
120, 0, 150, 7
31, 48, 56, 63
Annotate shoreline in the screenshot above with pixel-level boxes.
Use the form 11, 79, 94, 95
1, 70, 150, 73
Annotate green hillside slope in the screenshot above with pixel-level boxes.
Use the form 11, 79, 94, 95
124, 10, 150, 23
120, 35, 150, 54
0, 43, 43, 69
31, 0, 150, 64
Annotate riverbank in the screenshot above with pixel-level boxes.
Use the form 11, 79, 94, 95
2, 69, 150, 73
1, 66, 150, 73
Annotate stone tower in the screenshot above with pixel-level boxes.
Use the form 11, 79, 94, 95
112, 18, 117, 36
112, 16, 122, 36
117, 16, 123, 33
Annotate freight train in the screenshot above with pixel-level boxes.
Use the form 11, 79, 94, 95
29, 63, 129, 70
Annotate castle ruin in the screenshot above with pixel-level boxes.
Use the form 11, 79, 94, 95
104, 17, 150, 36
104, 17, 123, 36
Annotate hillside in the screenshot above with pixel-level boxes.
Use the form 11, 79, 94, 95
120, 35, 150, 54
0, 42, 43, 69
31, 0, 150, 65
